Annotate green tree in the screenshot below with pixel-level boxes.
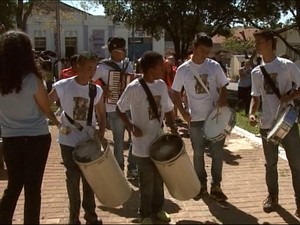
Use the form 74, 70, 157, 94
0, 1, 17, 30
99, 0, 236, 60
0, 0, 49, 31
234, 0, 300, 57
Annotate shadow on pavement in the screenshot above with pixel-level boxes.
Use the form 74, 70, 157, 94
202, 195, 259, 224
98, 189, 181, 222
205, 148, 242, 166
275, 205, 300, 224
223, 148, 242, 166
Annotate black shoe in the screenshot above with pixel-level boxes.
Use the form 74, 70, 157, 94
210, 185, 228, 202
193, 185, 208, 201
263, 195, 278, 213
68, 213, 81, 224
68, 219, 81, 224
84, 212, 102, 225
86, 219, 102, 225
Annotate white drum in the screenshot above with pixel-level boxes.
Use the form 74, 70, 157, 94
267, 105, 298, 144
204, 106, 236, 142
149, 134, 201, 201
73, 138, 132, 208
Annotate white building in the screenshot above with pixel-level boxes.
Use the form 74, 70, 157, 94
26, 1, 164, 61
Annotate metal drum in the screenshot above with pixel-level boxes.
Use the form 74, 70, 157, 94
267, 105, 298, 144
204, 106, 236, 142
73, 138, 132, 207
149, 134, 201, 201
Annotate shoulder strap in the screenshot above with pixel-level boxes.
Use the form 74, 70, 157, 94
138, 77, 162, 126
188, 61, 212, 98
99, 59, 121, 72
260, 66, 281, 99
87, 82, 97, 126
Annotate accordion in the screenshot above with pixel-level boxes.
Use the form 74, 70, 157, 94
106, 71, 136, 104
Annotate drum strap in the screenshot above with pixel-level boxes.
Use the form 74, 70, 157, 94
188, 61, 213, 100
260, 66, 281, 99
138, 77, 163, 128
64, 82, 97, 130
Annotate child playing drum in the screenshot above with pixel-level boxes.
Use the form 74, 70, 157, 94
116, 51, 178, 224
49, 52, 106, 224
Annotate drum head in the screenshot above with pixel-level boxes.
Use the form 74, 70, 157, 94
73, 138, 105, 163
149, 134, 183, 162
204, 107, 232, 139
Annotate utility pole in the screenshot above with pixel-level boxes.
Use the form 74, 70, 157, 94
55, 0, 62, 78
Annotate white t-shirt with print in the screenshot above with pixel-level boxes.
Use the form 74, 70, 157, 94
117, 78, 174, 157
93, 58, 134, 113
251, 57, 300, 129
172, 58, 229, 121
53, 77, 103, 147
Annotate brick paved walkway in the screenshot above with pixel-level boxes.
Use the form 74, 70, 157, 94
0, 123, 299, 224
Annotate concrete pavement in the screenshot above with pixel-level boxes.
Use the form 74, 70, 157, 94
0, 123, 299, 224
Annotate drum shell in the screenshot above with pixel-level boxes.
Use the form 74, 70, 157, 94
73, 138, 132, 207
267, 106, 298, 144
149, 134, 201, 201
204, 106, 236, 143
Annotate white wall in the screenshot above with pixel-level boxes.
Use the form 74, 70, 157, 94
27, 6, 164, 60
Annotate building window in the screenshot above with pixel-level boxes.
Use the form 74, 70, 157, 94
65, 37, 77, 59
34, 37, 46, 51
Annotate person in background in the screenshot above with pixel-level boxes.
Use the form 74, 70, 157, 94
60, 54, 78, 80
93, 36, 138, 179
163, 58, 180, 123
171, 32, 229, 202
237, 60, 253, 116
117, 51, 178, 224
249, 29, 300, 218
49, 52, 106, 225
0, 29, 60, 224
40, 59, 55, 93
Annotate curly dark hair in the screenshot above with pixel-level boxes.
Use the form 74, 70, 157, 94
0, 30, 42, 96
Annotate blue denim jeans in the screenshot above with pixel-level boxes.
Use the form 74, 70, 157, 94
0, 134, 51, 224
189, 121, 225, 187
260, 123, 300, 207
125, 110, 137, 171
107, 111, 125, 170
60, 144, 97, 222
135, 156, 164, 218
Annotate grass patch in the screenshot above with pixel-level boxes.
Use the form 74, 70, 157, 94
235, 111, 260, 134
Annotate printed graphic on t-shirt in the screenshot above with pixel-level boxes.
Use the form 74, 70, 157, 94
73, 97, 89, 121
148, 95, 162, 120
263, 73, 278, 95
195, 74, 209, 94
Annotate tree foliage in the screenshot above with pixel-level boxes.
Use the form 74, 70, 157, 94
97, 0, 300, 59
0, 1, 17, 30
99, 0, 236, 60
2, 0, 300, 59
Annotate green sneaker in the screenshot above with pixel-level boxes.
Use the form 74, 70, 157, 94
156, 210, 171, 223
140, 217, 152, 224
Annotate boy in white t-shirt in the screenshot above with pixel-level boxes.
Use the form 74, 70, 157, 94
49, 52, 106, 224
171, 32, 229, 202
117, 51, 177, 224
249, 30, 300, 217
